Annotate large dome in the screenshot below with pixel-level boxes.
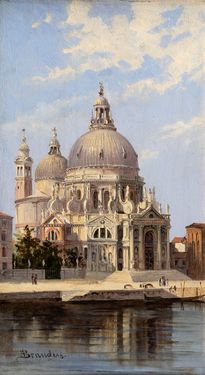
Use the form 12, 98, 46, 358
67, 128, 138, 170
35, 154, 67, 181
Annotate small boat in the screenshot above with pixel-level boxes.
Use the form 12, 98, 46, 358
144, 293, 205, 304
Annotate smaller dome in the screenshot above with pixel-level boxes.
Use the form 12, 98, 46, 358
35, 128, 67, 181
35, 154, 67, 181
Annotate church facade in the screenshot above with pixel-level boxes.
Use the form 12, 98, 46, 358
15, 84, 171, 272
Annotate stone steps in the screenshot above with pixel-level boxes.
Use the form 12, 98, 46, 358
105, 271, 134, 284
130, 269, 191, 282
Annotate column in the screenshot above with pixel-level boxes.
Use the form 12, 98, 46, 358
130, 225, 134, 269
87, 245, 91, 271
166, 227, 170, 269
96, 245, 99, 272
123, 247, 129, 270
138, 225, 144, 270
157, 226, 161, 270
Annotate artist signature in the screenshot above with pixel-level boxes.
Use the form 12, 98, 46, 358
18, 349, 66, 360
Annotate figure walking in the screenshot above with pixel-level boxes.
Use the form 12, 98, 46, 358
31, 273, 34, 284
34, 274, 38, 285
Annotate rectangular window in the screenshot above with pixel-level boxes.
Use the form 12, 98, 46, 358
1, 232, 6, 241
2, 262, 7, 270
2, 220, 7, 228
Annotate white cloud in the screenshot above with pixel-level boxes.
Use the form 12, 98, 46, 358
32, 66, 75, 82
0, 95, 86, 134
32, 21, 40, 29
32, 1, 205, 94
44, 13, 52, 24
139, 149, 159, 161
32, 13, 53, 29
159, 115, 204, 140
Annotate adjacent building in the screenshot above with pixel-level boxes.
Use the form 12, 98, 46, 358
15, 84, 171, 272
186, 223, 205, 279
170, 236, 187, 274
0, 211, 13, 271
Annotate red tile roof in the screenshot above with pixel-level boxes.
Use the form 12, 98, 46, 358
186, 223, 205, 229
0, 211, 13, 218
171, 236, 186, 244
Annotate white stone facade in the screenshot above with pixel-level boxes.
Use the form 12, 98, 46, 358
15, 85, 171, 272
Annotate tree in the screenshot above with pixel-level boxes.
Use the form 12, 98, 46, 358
65, 249, 78, 268
15, 225, 40, 268
40, 240, 62, 269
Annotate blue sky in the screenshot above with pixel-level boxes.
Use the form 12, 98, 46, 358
0, 0, 205, 237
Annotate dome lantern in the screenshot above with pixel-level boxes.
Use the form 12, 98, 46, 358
90, 83, 116, 131
48, 127, 61, 155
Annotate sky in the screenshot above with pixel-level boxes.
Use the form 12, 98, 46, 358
0, 0, 205, 237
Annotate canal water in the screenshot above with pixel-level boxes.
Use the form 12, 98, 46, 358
0, 302, 205, 374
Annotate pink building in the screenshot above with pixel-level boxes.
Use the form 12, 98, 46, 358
0, 211, 13, 271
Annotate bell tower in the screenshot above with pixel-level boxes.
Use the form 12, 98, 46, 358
15, 129, 33, 200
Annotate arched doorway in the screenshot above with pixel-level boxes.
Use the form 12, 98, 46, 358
117, 248, 123, 271
144, 231, 154, 270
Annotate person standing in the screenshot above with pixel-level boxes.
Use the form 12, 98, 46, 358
34, 274, 38, 285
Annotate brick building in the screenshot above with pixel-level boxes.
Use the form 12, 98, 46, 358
0, 211, 13, 271
186, 223, 205, 279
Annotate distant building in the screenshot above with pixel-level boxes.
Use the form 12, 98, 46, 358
186, 223, 205, 279
15, 84, 171, 272
0, 211, 13, 271
170, 236, 187, 274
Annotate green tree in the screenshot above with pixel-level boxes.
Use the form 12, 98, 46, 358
65, 249, 78, 268
40, 240, 62, 269
15, 225, 40, 268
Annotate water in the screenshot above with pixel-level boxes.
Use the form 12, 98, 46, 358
0, 301, 205, 374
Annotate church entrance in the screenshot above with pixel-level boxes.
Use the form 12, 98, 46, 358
144, 231, 154, 270
117, 248, 123, 271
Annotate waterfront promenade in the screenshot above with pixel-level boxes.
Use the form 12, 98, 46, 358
0, 272, 205, 302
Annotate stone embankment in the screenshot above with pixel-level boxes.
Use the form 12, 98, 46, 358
0, 271, 204, 303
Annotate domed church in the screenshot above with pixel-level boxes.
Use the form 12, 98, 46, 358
15, 84, 171, 272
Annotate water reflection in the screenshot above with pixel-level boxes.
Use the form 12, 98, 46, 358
0, 302, 204, 374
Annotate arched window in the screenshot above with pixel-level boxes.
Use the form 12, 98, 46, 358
192, 241, 195, 258
94, 229, 99, 238
93, 191, 98, 209
118, 226, 123, 241
77, 189, 81, 200
2, 247, 6, 257
134, 228, 139, 241
93, 228, 112, 239
48, 230, 58, 241
104, 191, 109, 210
197, 240, 200, 256
1, 232, 6, 242
107, 229, 112, 238
121, 186, 126, 202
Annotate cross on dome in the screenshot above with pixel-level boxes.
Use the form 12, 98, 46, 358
99, 82, 104, 96
22, 128, 27, 143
